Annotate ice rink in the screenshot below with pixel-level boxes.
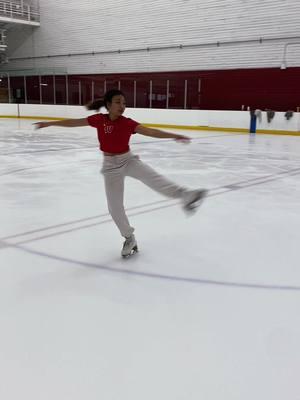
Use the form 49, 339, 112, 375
0, 117, 300, 399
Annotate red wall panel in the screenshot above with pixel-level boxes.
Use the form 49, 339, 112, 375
13, 67, 300, 111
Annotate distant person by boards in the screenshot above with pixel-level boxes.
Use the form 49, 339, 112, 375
34, 89, 207, 258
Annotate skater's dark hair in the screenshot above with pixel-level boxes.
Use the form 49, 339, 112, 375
86, 89, 125, 112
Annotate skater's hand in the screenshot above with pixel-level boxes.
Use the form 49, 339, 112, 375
174, 135, 191, 144
33, 121, 51, 129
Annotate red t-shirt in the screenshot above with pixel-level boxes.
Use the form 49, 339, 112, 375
87, 113, 140, 153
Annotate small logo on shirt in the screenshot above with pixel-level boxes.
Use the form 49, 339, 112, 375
104, 124, 114, 134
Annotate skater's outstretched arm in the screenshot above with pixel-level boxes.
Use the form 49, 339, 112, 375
136, 125, 190, 143
33, 118, 89, 129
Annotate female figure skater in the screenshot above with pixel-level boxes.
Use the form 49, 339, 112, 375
34, 89, 207, 257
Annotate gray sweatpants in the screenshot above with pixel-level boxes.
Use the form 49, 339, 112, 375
101, 151, 185, 237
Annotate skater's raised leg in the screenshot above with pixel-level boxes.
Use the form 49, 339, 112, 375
126, 155, 207, 213
126, 155, 184, 198
182, 189, 208, 214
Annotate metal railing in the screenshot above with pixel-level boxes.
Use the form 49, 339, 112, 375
0, 1, 40, 23
0, 29, 4, 40
0, 29, 6, 50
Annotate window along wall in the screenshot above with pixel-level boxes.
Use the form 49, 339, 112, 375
7, 72, 202, 109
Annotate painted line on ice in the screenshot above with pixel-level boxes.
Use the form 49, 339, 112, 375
1, 166, 300, 247
8, 242, 300, 292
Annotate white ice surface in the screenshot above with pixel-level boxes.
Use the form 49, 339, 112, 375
0, 118, 300, 399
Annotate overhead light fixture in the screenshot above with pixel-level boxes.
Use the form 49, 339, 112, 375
280, 41, 300, 70
280, 62, 287, 70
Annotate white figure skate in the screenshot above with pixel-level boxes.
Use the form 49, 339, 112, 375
182, 189, 208, 214
121, 234, 138, 258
